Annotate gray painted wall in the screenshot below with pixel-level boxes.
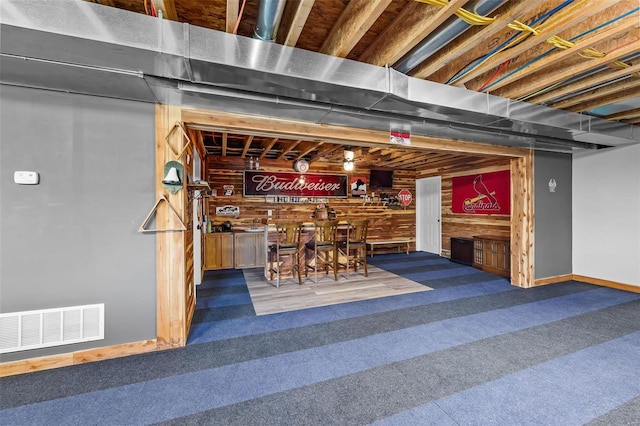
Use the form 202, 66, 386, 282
534, 151, 572, 279
0, 85, 156, 361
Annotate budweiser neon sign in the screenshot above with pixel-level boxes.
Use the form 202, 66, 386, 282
244, 171, 348, 197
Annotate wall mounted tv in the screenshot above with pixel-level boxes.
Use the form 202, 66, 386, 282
369, 169, 394, 189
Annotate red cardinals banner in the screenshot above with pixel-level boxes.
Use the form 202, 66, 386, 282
451, 170, 510, 214
244, 171, 348, 198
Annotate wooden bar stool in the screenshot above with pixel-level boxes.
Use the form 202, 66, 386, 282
304, 220, 339, 283
268, 222, 304, 288
339, 219, 368, 277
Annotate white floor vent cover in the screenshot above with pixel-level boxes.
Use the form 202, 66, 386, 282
0, 304, 104, 354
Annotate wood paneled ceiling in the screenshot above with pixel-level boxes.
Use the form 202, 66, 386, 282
96, 0, 640, 167
198, 130, 506, 171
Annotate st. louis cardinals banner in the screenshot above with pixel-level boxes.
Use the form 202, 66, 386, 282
451, 170, 510, 214
244, 171, 348, 198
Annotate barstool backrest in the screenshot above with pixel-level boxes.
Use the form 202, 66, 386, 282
275, 222, 304, 247
313, 220, 339, 244
348, 219, 368, 243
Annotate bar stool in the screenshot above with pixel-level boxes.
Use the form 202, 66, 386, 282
268, 222, 304, 288
304, 220, 339, 283
339, 219, 368, 277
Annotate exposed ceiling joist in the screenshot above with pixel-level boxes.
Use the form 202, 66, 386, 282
498, 39, 640, 99
319, 0, 392, 58
277, 0, 315, 46
358, 0, 471, 66
529, 61, 640, 105
277, 140, 303, 160
476, 16, 638, 93
259, 138, 279, 159
241, 135, 254, 158
569, 88, 640, 113
295, 142, 324, 161
456, 0, 621, 87
410, 0, 544, 79
550, 77, 640, 110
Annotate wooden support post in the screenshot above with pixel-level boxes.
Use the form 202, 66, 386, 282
510, 150, 534, 288
156, 105, 190, 349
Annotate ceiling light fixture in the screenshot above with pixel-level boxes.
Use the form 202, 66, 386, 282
343, 148, 355, 172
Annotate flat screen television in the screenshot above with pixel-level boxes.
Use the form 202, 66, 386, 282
369, 169, 393, 189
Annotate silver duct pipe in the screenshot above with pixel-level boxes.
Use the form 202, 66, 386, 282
254, 0, 287, 42
394, 0, 509, 74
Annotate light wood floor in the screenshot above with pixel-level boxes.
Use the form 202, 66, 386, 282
244, 266, 432, 316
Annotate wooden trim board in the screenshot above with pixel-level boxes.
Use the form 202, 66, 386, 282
0, 339, 157, 377
534, 274, 639, 293
572, 274, 640, 294
533, 274, 573, 286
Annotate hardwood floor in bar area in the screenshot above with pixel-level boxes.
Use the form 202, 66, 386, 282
244, 266, 432, 316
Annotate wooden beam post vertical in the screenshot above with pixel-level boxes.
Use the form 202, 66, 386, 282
510, 150, 534, 288
156, 105, 188, 349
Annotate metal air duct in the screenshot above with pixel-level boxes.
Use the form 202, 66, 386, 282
254, 0, 287, 42
393, 0, 509, 74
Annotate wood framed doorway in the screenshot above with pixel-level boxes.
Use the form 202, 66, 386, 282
155, 105, 534, 348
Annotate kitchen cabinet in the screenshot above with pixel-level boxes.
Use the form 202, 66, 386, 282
234, 232, 265, 268
204, 233, 234, 270
473, 235, 510, 278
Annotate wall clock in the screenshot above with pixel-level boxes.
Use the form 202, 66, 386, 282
293, 159, 309, 173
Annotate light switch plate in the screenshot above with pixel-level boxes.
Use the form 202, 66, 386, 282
14, 171, 39, 185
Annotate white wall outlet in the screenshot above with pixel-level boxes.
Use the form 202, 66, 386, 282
14, 171, 39, 185
267, 210, 273, 216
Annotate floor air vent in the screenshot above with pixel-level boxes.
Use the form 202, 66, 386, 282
0, 304, 104, 354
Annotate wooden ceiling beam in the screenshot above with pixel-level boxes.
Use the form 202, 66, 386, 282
528, 61, 640, 104
151, 0, 178, 21
564, 86, 640, 112
385, 153, 431, 168
240, 135, 254, 158
259, 138, 279, 158
383, 151, 424, 165
277, 140, 302, 160
601, 106, 640, 121
277, 0, 316, 46
309, 144, 343, 162
497, 40, 639, 99
476, 16, 638, 93
320, 0, 392, 58
226, 0, 240, 33
410, 0, 542, 79
455, 0, 620, 86
358, 0, 471, 66
295, 142, 324, 160
550, 77, 640, 110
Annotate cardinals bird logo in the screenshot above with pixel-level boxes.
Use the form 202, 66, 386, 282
463, 175, 500, 212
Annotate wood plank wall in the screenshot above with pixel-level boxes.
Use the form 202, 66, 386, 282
206, 156, 417, 250
417, 158, 512, 258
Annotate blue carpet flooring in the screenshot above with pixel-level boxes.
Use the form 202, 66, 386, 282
1, 252, 639, 425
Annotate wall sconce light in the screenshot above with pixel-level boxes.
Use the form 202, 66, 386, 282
343, 149, 355, 172
162, 161, 183, 194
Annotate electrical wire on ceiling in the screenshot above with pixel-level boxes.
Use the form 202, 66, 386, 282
233, 0, 248, 35
144, 0, 157, 17
446, 0, 575, 85
517, 53, 640, 104
480, 7, 640, 97
414, 0, 496, 26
